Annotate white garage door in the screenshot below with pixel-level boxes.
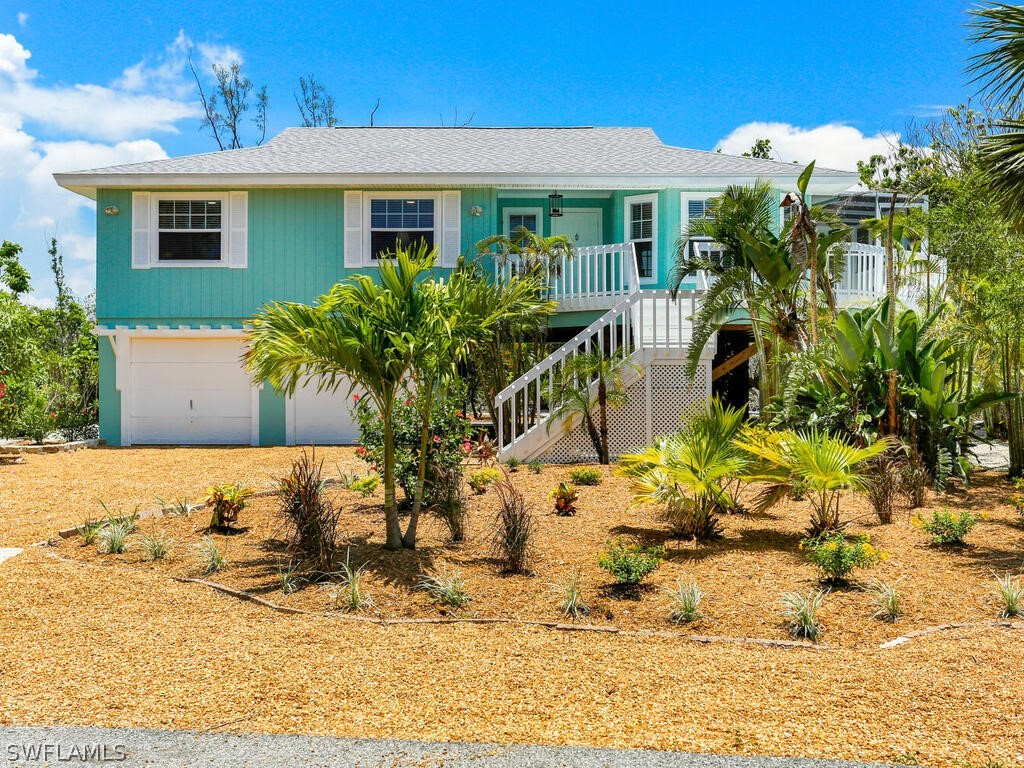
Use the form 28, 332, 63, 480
289, 378, 361, 445
129, 338, 254, 445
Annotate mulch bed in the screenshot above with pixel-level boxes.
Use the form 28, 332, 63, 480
48, 460, 1024, 650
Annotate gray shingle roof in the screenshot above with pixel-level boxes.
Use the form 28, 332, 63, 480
54, 127, 858, 192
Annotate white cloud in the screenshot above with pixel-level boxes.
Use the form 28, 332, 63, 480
0, 33, 34, 81
714, 122, 899, 173
22, 294, 54, 309
16, 12, 27, 27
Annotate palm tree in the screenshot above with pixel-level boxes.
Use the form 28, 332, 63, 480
245, 245, 434, 551
549, 349, 639, 464
617, 399, 750, 540
736, 427, 890, 535
478, 227, 574, 285
969, 3, 1024, 226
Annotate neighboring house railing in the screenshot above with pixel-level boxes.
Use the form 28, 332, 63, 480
494, 242, 641, 311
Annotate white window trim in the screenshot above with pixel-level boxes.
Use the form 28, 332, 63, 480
503, 206, 544, 238
148, 192, 231, 268
680, 192, 726, 266
361, 191, 441, 267
624, 193, 658, 285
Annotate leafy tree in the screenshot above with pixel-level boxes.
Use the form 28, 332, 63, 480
743, 138, 773, 159
0, 241, 30, 296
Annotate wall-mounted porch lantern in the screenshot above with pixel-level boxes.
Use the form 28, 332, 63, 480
548, 192, 563, 218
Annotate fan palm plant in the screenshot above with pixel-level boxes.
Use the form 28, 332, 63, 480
737, 427, 890, 535
548, 349, 639, 464
618, 399, 750, 540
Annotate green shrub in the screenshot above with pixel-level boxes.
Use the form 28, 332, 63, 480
869, 578, 903, 623
13, 388, 55, 444
598, 538, 663, 586
527, 460, 544, 474
800, 531, 886, 584
912, 507, 982, 546
995, 573, 1023, 619
196, 537, 227, 574
569, 467, 601, 486
138, 530, 173, 561
204, 483, 254, 529
781, 590, 825, 640
549, 482, 579, 516
504, 456, 522, 472
347, 475, 379, 497
666, 578, 704, 623
553, 570, 589, 619
467, 467, 501, 494
418, 566, 471, 607
353, 386, 470, 505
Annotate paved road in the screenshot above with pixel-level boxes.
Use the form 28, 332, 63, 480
0, 726, 906, 767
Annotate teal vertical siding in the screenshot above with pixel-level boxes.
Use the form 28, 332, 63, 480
98, 336, 120, 445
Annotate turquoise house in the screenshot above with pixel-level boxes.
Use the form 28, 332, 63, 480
55, 126, 858, 452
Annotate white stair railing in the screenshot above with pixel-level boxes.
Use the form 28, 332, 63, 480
494, 288, 702, 454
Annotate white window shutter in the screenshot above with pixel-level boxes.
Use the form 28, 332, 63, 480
344, 191, 363, 267
440, 190, 461, 267
228, 191, 248, 268
131, 192, 151, 269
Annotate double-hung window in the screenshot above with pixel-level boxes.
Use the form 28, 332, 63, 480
368, 197, 436, 260
625, 194, 657, 282
682, 194, 726, 268
156, 198, 224, 262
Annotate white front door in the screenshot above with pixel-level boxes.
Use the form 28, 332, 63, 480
551, 208, 603, 247
128, 338, 254, 445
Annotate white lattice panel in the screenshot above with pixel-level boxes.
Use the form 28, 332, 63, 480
541, 360, 710, 463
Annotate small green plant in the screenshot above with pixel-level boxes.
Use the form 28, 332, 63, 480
994, 572, 1023, 618
196, 537, 227, 574
347, 474, 379, 497
138, 530, 173, 561
467, 467, 501, 494
912, 507, 982, 546
77, 518, 104, 546
869, 578, 902, 623
326, 550, 375, 612
504, 456, 522, 473
666, 578, 704, 623
789, 476, 808, 501
527, 460, 544, 474
97, 502, 139, 533
598, 538, 663, 586
96, 520, 131, 555
569, 467, 601, 486
156, 495, 192, 517
418, 566, 471, 608
1011, 478, 1024, 519
205, 483, 255, 529
781, 590, 825, 641
800, 531, 887, 584
552, 570, 589, 619
278, 562, 303, 595
549, 482, 579, 516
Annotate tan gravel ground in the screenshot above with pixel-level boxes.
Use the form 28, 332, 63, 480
1, 448, 1023, 766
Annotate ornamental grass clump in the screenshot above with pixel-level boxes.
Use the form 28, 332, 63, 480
666, 578, 704, 623
868, 578, 903, 623
96, 520, 132, 555
912, 507, 982, 546
527, 460, 544, 475
138, 530, 174, 561
326, 550, 375, 613
490, 477, 536, 574
196, 537, 227, 574
781, 590, 825, 641
553, 570, 590, 620
994, 572, 1023, 619
432, 466, 469, 543
598, 538, 663, 587
277, 450, 342, 575
800, 531, 886, 585
418, 566, 471, 608
77, 518, 103, 546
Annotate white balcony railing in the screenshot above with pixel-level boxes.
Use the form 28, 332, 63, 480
837, 243, 946, 306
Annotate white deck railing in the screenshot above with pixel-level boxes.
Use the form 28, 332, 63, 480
837, 243, 946, 305
495, 242, 640, 311
495, 288, 702, 452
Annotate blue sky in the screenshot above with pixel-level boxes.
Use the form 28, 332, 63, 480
2, 0, 979, 303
